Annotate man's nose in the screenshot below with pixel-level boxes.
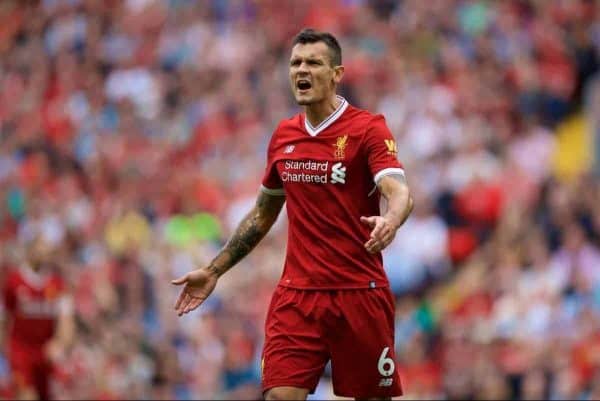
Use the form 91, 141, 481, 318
297, 62, 309, 73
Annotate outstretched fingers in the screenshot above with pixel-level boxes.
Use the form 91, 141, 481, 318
176, 292, 208, 316
364, 226, 396, 253
177, 293, 193, 316
364, 219, 390, 252
174, 290, 187, 311
370, 220, 385, 240
183, 296, 205, 314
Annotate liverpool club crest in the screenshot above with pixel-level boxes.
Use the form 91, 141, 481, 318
333, 135, 348, 160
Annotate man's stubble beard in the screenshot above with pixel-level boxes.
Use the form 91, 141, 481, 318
295, 93, 321, 106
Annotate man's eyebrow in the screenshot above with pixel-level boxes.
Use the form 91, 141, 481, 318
290, 56, 323, 61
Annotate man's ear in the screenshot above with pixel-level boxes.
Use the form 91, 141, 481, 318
333, 65, 344, 85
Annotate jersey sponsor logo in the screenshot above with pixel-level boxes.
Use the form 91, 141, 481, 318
333, 135, 348, 160
331, 162, 346, 184
16, 288, 59, 318
384, 139, 398, 156
284, 160, 329, 171
284, 145, 295, 154
282, 160, 329, 184
280, 160, 347, 185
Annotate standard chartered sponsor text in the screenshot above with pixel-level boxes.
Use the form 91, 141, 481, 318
281, 171, 328, 183
282, 160, 329, 183
285, 160, 329, 171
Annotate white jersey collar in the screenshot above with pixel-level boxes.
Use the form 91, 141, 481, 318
304, 96, 348, 137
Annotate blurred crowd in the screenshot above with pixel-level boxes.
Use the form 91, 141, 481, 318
0, 0, 599, 399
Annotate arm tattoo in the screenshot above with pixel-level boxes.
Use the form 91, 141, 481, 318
208, 192, 285, 276
213, 218, 263, 274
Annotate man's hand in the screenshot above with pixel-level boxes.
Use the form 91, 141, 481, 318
44, 338, 64, 363
172, 268, 218, 316
360, 215, 398, 254
170, 191, 286, 317
361, 173, 413, 254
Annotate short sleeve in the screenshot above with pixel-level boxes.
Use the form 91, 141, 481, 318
260, 131, 285, 196
364, 115, 405, 183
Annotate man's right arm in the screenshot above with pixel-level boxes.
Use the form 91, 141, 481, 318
207, 190, 286, 277
172, 190, 286, 315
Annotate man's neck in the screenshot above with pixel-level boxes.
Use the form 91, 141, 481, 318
304, 95, 341, 128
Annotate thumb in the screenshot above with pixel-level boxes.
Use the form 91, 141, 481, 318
171, 274, 188, 285
360, 216, 376, 227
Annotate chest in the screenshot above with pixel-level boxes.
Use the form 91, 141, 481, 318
273, 132, 366, 188
14, 278, 61, 318
277, 130, 362, 160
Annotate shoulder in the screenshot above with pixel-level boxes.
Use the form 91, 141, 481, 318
5, 268, 21, 282
275, 114, 302, 133
340, 106, 391, 149
268, 114, 302, 148
344, 105, 386, 130
2, 268, 21, 290
50, 274, 65, 290
347, 107, 394, 148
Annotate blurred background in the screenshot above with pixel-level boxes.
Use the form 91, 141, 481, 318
0, 0, 599, 399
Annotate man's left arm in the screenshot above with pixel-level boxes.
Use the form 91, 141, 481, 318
46, 295, 75, 361
360, 173, 413, 254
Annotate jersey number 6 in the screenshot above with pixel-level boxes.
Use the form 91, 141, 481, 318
377, 347, 395, 377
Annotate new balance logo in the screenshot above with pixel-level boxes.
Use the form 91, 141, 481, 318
379, 378, 393, 387
284, 145, 295, 154
331, 162, 346, 184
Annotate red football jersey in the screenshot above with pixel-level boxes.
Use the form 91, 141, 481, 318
2, 266, 68, 347
261, 97, 404, 289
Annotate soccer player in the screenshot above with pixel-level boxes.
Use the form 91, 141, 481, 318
2, 237, 75, 400
172, 28, 413, 400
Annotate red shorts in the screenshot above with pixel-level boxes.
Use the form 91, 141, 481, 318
261, 286, 403, 398
8, 342, 53, 400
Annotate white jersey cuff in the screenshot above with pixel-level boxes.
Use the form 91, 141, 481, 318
373, 168, 405, 184
260, 185, 286, 196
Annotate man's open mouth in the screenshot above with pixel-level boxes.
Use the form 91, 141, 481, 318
297, 80, 312, 90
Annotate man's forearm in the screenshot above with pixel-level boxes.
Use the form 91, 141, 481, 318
206, 192, 285, 277
383, 187, 412, 228
207, 211, 269, 276
378, 174, 413, 229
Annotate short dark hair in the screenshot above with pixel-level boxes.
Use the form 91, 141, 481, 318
292, 28, 342, 66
